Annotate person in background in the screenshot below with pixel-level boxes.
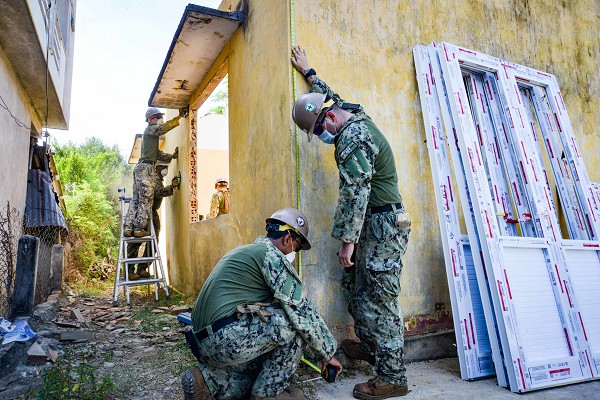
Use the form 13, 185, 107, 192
208, 177, 230, 219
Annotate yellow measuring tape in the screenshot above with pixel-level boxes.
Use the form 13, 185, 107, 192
290, 0, 322, 375
290, 0, 303, 279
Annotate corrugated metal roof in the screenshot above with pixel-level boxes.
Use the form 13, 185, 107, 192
24, 169, 68, 233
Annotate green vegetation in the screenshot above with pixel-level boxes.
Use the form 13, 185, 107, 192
53, 137, 132, 281
38, 349, 115, 400
128, 288, 194, 332
207, 75, 228, 115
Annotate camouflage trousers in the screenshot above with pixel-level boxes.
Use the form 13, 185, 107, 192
126, 210, 160, 272
342, 208, 411, 386
123, 163, 155, 232
195, 305, 304, 399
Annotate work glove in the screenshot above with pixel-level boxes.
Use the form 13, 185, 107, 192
171, 175, 181, 190
179, 106, 189, 118
172, 147, 179, 160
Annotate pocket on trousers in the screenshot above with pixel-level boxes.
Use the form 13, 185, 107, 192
201, 326, 243, 365
366, 213, 410, 272
370, 212, 397, 242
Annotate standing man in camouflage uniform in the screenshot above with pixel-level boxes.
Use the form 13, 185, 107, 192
181, 208, 342, 400
208, 177, 230, 219
291, 45, 411, 400
123, 107, 185, 238
126, 161, 181, 280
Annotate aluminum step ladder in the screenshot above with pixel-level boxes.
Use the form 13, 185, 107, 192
113, 188, 170, 306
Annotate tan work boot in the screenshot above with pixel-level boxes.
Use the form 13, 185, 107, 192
342, 339, 376, 365
181, 366, 211, 400
353, 376, 408, 399
123, 229, 133, 237
133, 230, 150, 238
127, 271, 140, 281
138, 269, 151, 278
250, 386, 304, 400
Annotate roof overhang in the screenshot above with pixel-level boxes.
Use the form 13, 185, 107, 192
148, 4, 245, 109
0, 0, 67, 129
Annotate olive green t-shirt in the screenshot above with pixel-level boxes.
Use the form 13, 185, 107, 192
192, 243, 274, 331
140, 117, 180, 162
362, 118, 403, 207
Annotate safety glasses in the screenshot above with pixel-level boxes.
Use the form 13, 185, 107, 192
312, 108, 328, 136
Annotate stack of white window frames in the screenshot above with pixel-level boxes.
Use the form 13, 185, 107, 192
414, 43, 600, 393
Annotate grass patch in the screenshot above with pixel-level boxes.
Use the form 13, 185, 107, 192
126, 287, 195, 333
69, 279, 113, 298
38, 348, 115, 400
166, 340, 198, 376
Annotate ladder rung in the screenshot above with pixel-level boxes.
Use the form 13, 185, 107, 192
120, 256, 159, 263
122, 237, 154, 242
118, 278, 166, 286
114, 209, 169, 305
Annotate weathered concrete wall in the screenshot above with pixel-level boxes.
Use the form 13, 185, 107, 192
292, 0, 600, 332
0, 45, 37, 219
161, 121, 192, 293
165, 0, 600, 338
166, 0, 296, 294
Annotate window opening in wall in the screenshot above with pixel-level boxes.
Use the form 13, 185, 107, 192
191, 75, 229, 222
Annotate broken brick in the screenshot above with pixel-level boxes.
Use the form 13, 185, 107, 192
59, 330, 93, 342
27, 342, 48, 364
70, 308, 85, 322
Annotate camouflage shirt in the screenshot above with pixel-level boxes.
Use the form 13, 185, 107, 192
209, 189, 230, 219
140, 116, 181, 162
192, 236, 337, 360
310, 77, 402, 243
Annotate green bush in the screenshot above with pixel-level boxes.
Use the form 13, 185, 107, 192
53, 138, 131, 279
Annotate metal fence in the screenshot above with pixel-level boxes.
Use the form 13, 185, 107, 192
0, 201, 22, 317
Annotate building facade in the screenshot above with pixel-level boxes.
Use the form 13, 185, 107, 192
0, 0, 76, 316
150, 0, 600, 346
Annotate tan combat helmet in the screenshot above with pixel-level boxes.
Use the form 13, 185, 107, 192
266, 207, 311, 250
292, 93, 327, 142
145, 107, 164, 122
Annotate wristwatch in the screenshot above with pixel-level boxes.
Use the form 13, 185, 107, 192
303, 68, 316, 79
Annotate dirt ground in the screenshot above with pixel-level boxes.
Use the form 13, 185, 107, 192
2, 285, 599, 399
0, 285, 346, 400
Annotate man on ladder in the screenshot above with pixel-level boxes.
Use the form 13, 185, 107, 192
127, 159, 181, 280
123, 106, 186, 238
113, 106, 186, 304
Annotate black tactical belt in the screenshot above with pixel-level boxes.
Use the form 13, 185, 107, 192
371, 203, 403, 214
139, 159, 155, 165
195, 315, 238, 341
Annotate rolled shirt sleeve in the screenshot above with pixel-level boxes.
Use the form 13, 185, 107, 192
332, 122, 378, 243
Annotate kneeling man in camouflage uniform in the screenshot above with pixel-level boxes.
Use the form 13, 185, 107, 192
181, 208, 342, 400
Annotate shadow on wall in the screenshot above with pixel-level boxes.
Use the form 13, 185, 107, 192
188, 213, 244, 294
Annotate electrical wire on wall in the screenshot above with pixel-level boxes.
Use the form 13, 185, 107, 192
0, 1, 55, 147
0, 95, 31, 131
42, 0, 53, 151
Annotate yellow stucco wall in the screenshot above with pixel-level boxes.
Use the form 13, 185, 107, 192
165, 0, 600, 335
292, 0, 600, 327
